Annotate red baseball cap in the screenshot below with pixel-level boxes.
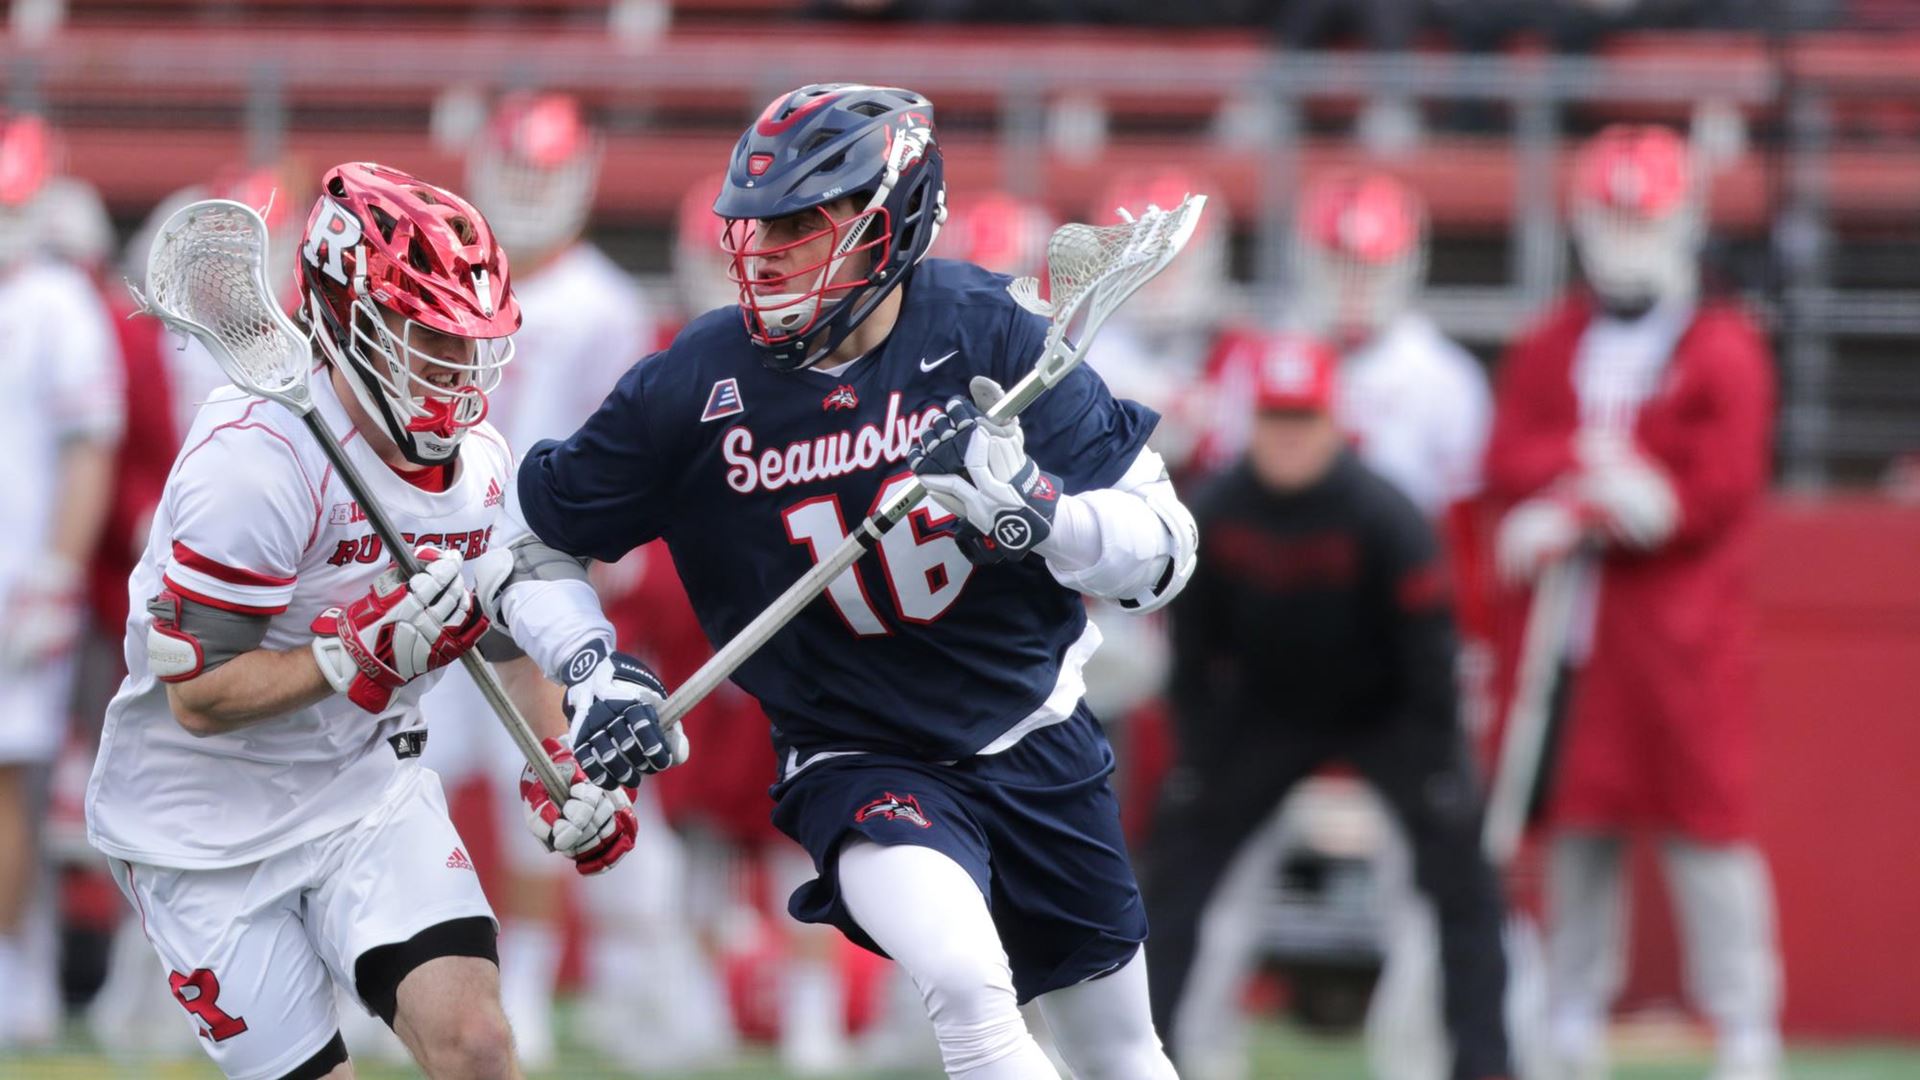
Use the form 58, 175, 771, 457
1251, 333, 1339, 414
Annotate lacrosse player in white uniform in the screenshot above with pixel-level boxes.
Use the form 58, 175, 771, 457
85, 162, 653, 1080
0, 110, 125, 1049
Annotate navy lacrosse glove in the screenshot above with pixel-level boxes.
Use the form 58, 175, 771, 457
908, 376, 1062, 565
560, 639, 687, 790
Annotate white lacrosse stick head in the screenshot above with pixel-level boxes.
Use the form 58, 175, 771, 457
139, 198, 314, 414
1009, 194, 1207, 386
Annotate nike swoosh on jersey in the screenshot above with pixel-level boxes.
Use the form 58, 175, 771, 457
919, 350, 959, 373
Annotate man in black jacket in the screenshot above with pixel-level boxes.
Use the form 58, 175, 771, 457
1141, 334, 1509, 1080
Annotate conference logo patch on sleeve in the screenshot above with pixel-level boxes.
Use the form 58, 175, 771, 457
702, 378, 745, 422
854, 792, 931, 829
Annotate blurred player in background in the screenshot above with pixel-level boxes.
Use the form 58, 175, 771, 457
1142, 335, 1509, 1080
425, 91, 735, 1072
0, 111, 125, 1048
1484, 123, 1783, 1080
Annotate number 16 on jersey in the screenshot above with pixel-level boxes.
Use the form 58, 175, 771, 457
782, 473, 973, 636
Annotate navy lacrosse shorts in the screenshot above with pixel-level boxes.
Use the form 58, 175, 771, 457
771, 704, 1147, 1003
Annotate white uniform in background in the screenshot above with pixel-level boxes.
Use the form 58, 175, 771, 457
86, 376, 513, 1074
1338, 311, 1491, 517
0, 257, 123, 1048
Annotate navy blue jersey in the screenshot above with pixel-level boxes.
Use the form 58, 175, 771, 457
518, 259, 1157, 762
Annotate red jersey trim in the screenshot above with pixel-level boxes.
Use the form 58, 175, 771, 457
170, 541, 296, 588
161, 574, 289, 616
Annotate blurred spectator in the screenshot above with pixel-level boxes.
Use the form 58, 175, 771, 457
1483, 124, 1782, 1080
1141, 335, 1509, 1080
0, 111, 124, 1048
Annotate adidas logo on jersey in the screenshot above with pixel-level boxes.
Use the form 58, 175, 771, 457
484, 477, 504, 508
446, 847, 474, 871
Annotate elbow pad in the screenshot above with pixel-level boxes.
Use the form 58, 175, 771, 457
1046, 478, 1199, 614
145, 590, 272, 683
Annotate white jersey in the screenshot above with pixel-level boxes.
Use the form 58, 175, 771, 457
86, 373, 516, 869
1335, 312, 1492, 517
0, 258, 124, 600
488, 242, 649, 451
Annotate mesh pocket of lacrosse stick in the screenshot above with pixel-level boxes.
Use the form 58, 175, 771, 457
1008, 196, 1205, 325
139, 198, 313, 410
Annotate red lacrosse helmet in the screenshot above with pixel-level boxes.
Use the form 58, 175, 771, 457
1291, 170, 1427, 343
0, 113, 56, 268
1094, 167, 1227, 334
467, 91, 602, 264
934, 190, 1056, 277
299, 162, 520, 465
1570, 124, 1702, 313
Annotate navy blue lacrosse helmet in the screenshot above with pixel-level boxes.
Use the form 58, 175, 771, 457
714, 83, 947, 371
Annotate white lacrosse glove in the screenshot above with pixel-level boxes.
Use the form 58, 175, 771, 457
561, 640, 687, 790
311, 546, 489, 713
908, 376, 1064, 564
1575, 433, 1679, 550
0, 556, 83, 670
1495, 496, 1588, 585
522, 737, 638, 876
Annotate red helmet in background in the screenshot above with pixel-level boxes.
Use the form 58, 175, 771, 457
299, 162, 520, 466
1571, 124, 1702, 314
0, 113, 56, 268
1093, 167, 1228, 335
673, 172, 737, 318
466, 91, 602, 265
1290, 169, 1427, 344
934, 190, 1056, 278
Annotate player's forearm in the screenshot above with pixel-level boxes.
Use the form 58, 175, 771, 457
166, 646, 335, 735
46, 439, 116, 568
495, 653, 569, 741
1037, 451, 1198, 613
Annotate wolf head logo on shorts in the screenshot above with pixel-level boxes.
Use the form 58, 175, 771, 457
855, 792, 931, 829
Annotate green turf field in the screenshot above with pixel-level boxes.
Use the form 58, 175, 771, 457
9, 1018, 1920, 1079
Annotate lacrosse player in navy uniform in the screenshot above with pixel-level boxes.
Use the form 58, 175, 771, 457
491, 84, 1195, 1079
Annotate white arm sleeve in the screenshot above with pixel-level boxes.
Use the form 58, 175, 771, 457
481, 484, 618, 681
1034, 447, 1198, 614
162, 428, 310, 615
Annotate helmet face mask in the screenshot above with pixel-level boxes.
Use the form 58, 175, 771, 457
714, 83, 947, 371
299, 162, 520, 466
722, 197, 890, 347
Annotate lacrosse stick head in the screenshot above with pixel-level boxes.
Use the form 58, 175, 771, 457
141, 197, 315, 414
1010, 194, 1207, 384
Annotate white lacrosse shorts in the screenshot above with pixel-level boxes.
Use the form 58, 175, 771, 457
0, 656, 73, 763
107, 767, 496, 1080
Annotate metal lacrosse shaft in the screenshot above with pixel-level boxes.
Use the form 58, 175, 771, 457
658, 317, 1087, 730
299, 414, 573, 803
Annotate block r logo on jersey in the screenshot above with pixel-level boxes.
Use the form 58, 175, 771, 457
701, 378, 745, 422
855, 792, 932, 829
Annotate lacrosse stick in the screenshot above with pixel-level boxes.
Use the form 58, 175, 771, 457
658, 195, 1208, 729
133, 198, 570, 803
1483, 553, 1587, 866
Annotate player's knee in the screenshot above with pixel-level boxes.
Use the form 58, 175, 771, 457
418, 1007, 515, 1080
907, 945, 1030, 1071
1056, 1025, 1173, 1080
